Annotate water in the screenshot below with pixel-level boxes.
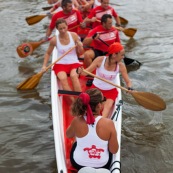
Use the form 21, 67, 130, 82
0, 0, 173, 172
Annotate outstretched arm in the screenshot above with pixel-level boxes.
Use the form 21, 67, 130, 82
119, 62, 132, 88
41, 36, 56, 72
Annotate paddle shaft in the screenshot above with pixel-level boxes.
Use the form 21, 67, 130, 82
30, 37, 52, 49
16, 37, 52, 58
83, 69, 128, 92
16, 46, 77, 90
42, 2, 122, 10
83, 69, 166, 111
45, 45, 77, 72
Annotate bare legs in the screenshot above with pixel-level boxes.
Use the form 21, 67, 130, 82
102, 99, 115, 118
70, 69, 82, 92
57, 69, 81, 92
84, 49, 95, 68
57, 69, 81, 103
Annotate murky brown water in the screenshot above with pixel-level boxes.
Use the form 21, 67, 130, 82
0, 0, 173, 172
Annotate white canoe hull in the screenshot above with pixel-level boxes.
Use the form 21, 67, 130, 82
51, 41, 122, 173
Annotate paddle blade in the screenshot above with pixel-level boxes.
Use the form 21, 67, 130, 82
123, 28, 137, 37
119, 16, 128, 25
124, 56, 141, 66
17, 72, 43, 90
16, 40, 44, 58
131, 92, 166, 111
42, 6, 52, 11
26, 14, 46, 25
16, 43, 33, 58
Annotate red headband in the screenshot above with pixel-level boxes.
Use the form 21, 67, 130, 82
79, 93, 95, 125
108, 42, 124, 55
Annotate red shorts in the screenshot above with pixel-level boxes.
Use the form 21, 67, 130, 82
53, 63, 81, 75
91, 84, 118, 101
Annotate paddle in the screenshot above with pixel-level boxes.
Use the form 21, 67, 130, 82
26, 14, 47, 25
42, 2, 123, 11
16, 24, 85, 59
42, 6, 53, 11
82, 69, 166, 111
25, 12, 56, 25
17, 46, 76, 90
16, 37, 52, 58
115, 27, 137, 38
119, 16, 128, 25
98, 38, 141, 66
96, 19, 136, 38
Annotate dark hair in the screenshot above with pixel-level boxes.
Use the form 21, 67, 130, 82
61, 0, 72, 8
71, 88, 102, 117
101, 14, 112, 24
55, 18, 67, 28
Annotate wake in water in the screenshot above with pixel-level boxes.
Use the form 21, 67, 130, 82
149, 111, 164, 129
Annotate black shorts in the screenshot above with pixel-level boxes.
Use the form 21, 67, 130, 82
70, 142, 113, 170
93, 49, 107, 59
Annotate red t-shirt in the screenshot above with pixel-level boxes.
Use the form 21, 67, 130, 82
88, 6, 118, 28
49, 9, 83, 33
86, 25, 120, 52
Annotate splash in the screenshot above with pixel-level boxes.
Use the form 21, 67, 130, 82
149, 111, 164, 129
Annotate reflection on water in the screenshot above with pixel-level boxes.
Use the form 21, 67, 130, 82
0, 0, 173, 172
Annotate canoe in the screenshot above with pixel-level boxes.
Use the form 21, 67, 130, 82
51, 33, 123, 173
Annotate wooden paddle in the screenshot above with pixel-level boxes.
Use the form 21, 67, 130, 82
16, 37, 52, 58
42, 2, 123, 11
16, 24, 85, 58
25, 12, 56, 25
96, 19, 136, 38
115, 27, 137, 38
119, 16, 128, 25
42, 6, 53, 11
17, 46, 76, 90
26, 14, 47, 25
98, 38, 141, 66
82, 69, 166, 111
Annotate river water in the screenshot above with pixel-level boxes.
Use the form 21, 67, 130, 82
0, 0, 173, 173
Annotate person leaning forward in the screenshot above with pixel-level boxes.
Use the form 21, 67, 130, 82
83, 0, 121, 29
66, 88, 119, 171
83, 14, 120, 68
77, 42, 132, 118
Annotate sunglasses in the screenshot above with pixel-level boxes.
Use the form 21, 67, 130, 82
100, 96, 107, 103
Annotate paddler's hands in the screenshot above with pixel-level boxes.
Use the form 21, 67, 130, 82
41, 66, 47, 73
76, 41, 83, 47
115, 25, 124, 32
91, 17, 97, 23
80, 22, 86, 28
76, 66, 83, 75
92, 33, 99, 40
46, 12, 52, 19
126, 87, 134, 94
